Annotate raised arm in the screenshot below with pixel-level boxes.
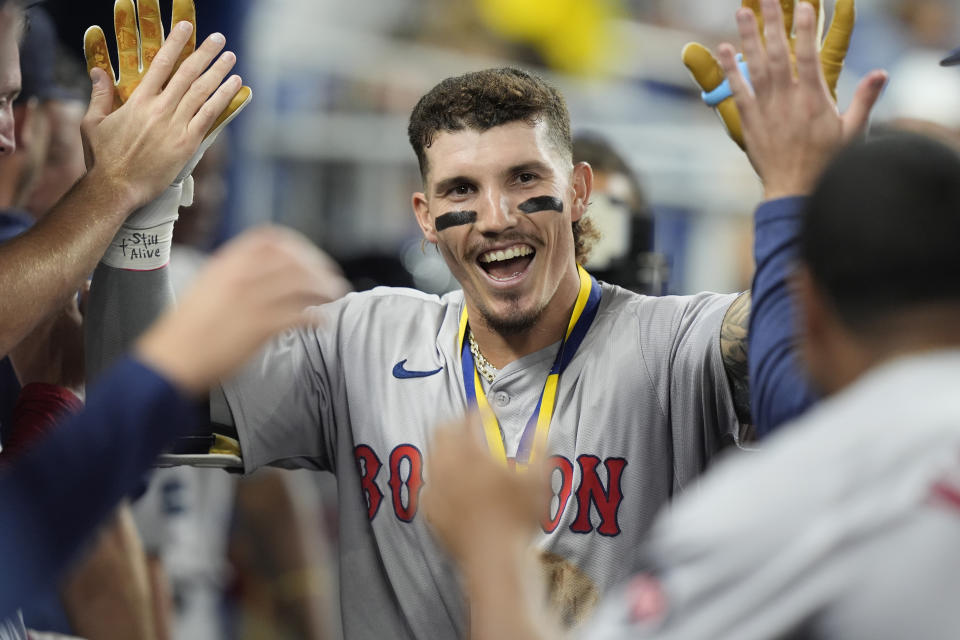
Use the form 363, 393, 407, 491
717, 0, 885, 435
689, 0, 887, 436
0, 15, 241, 358
82, 0, 251, 381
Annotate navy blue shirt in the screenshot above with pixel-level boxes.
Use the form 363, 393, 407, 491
0, 358, 201, 618
749, 197, 818, 437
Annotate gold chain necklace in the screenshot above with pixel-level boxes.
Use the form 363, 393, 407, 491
468, 330, 499, 383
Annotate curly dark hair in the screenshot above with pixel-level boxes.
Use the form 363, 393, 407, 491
408, 67, 599, 264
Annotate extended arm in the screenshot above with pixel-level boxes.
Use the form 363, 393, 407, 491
0, 173, 137, 356
748, 197, 818, 436
719, 196, 823, 440
714, 0, 886, 436
1, 19, 240, 358
423, 419, 559, 640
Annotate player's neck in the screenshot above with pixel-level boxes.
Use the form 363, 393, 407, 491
468, 266, 581, 369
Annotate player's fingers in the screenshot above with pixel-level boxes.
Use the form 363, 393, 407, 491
187, 74, 242, 142
203, 84, 251, 139
135, 20, 193, 98
170, 0, 197, 76
82, 26, 121, 109
113, 0, 141, 102
682, 41, 746, 147
717, 95, 746, 149
83, 26, 117, 83
718, 44, 759, 128
737, 7, 769, 94
794, 2, 827, 96
780, 0, 794, 39
681, 42, 725, 91
173, 49, 236, 122
841, 70, 887, 141
762, 0, 792, 90
136, 0, 163, 70
807, 0, 823, 40
821, 0, 855, 99
742, 0, 766, 44
162, 32, 227, 106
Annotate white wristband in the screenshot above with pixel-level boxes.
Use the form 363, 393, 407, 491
101, 219, 175, 270
101, 178, 192, 271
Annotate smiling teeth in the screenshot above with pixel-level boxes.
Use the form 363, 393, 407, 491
479, 246, 534, 263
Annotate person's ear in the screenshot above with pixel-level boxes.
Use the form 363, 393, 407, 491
412, 191, 438, 245
570, 161, 592, 222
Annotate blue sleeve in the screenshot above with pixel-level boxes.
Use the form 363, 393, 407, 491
749, 197, 819, 438
0, 357, 202, 618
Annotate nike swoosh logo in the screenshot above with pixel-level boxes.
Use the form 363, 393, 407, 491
392, 360, 443, 379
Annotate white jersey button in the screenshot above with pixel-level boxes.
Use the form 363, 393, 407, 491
494, 391, 510, 407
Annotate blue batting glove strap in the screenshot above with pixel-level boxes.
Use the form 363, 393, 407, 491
701, 54, 753, 107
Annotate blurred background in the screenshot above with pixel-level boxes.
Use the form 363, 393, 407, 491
38, 0, 960, 296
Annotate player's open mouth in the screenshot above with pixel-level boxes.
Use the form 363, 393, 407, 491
477, 244, 535, 282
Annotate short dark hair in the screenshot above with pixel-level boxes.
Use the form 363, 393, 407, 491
408, 68, 600, 263
801, 132, 960, 331
408, 67, 572, 179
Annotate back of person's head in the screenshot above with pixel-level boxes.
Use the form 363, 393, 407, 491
407, 67, 572, 180
801, 131, 960, 334
572, 133, 649, 217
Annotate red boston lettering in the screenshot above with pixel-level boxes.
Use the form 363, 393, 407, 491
541, 456, 574, 533
569, 455, 627, 536
354, 444, 384, 520
388, 444, 425, 522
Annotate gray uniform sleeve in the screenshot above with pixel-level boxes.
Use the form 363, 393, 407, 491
85, 263, 175, 383
657, 292, 740, 484
221, 298, 348, 474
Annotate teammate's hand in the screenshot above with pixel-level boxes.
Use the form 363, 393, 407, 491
134, 226, 351, 395
80, 20, 243, 209
715, 0, 886, 198
83, 0, 251, 140
423, 417, 548, 565
682, 0, 855, 149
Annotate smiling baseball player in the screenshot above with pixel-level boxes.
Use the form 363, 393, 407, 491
84, 3, 861, 638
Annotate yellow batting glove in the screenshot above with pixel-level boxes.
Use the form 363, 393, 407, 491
83, 0, 251, 140
682, 0, 854, 150
82, 0, 253, 271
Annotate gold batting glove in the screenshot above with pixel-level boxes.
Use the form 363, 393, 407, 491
84, 0, 251, 139
682, 0, 854, 149
82, 0, 252, 271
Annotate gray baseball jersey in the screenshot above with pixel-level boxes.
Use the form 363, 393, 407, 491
582, 350, 960, 640
222, 282, 739, 638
